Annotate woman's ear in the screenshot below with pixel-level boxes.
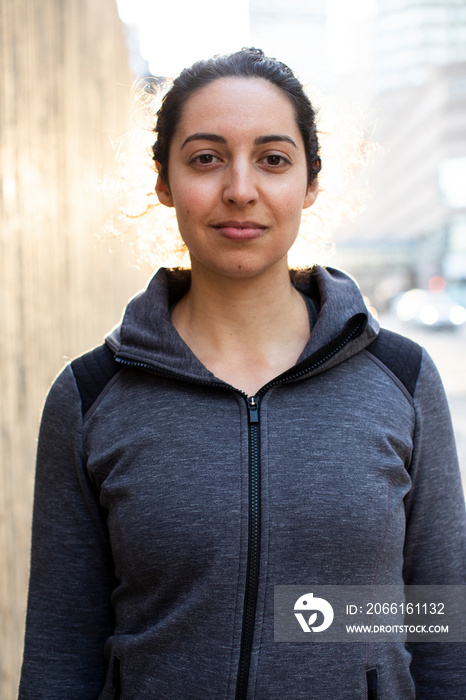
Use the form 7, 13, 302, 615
303, 183, 318, 210
154, 162, 174, 207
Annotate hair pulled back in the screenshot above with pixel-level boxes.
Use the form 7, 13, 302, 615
152, 47, 321, 188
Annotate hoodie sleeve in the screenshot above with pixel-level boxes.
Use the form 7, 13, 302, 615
18, 364, 115, 699
403, 349, 466, 699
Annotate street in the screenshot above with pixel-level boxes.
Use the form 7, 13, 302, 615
378, 313, 466, 490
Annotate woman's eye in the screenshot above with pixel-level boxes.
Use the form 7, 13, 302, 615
191, 153, 220, 165
262, 154, 290, 167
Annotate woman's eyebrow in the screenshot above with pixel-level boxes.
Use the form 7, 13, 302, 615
254, 135, 297, 148
180, 133, 298, 149
181, 133, 226, 149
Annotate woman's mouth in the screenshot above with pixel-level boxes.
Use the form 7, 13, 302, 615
212, 221, 268, 240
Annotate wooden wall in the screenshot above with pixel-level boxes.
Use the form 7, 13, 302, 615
0, 1, 148, 696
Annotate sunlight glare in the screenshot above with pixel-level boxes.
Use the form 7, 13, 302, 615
327, 0, 377, 77
117, 0, 250, 77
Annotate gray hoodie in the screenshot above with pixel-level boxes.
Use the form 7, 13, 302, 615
19, 266, 466, 699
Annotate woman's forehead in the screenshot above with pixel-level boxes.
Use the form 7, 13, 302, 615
174, 77, 300, 142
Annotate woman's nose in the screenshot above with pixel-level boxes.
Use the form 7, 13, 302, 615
222, 162, 258, 207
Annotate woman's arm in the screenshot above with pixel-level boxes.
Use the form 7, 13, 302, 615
18, 365, 115, 699
403, 349, 466, 698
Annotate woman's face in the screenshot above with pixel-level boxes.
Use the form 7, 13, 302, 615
155, 77, 317, 280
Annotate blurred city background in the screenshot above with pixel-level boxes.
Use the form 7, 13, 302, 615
1, 0, 465, 697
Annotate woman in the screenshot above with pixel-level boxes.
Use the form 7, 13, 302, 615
19, 48, 466, 699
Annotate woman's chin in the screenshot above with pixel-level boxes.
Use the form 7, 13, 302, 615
190, 251, 289, 282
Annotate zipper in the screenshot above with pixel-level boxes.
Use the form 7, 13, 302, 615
255, 313, 366, 397
235, 396, 261, 700
234, 316, 366, 700
115, 314, 367, 699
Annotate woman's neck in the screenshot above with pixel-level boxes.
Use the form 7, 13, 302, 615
170, 261, 311, 395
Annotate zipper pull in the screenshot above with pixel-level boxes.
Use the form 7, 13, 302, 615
247, 396, 259, 423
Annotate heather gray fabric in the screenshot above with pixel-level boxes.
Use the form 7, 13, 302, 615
19, 266, 466, 699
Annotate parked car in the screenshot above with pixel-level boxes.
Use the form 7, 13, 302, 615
394, 289, 466, 329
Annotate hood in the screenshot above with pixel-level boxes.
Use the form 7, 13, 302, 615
106, 266, 379, 386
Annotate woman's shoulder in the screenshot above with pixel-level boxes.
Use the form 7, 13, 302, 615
365, 327, 423, 399
69, 342, 119, 417
42, 341, 119, 427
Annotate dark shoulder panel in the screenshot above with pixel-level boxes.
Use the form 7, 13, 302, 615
70, 343, 120, 416
366, 328, 423, 398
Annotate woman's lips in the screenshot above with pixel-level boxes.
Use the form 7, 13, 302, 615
212, 221, 268, 240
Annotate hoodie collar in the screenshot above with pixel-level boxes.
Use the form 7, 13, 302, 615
106, 266, 379, 384
292, 267, 379, 370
